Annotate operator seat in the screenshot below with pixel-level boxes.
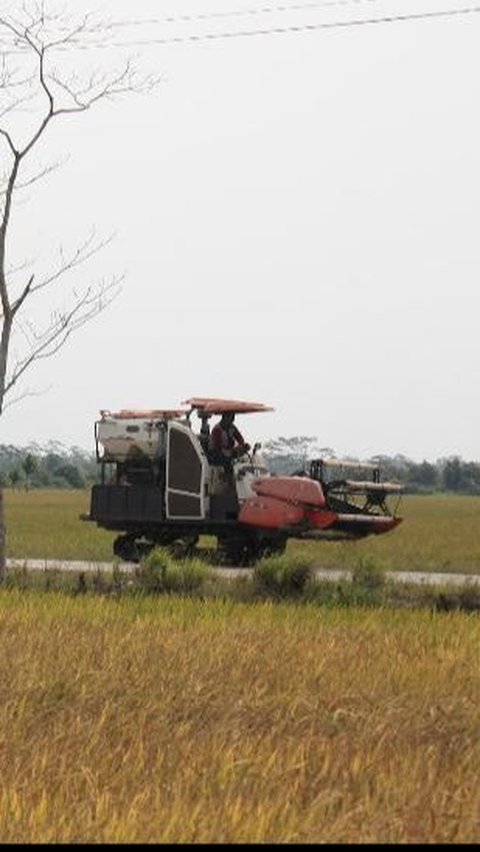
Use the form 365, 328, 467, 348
198, 415, 211, 456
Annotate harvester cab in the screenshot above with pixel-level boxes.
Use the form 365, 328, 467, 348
85, 397, 403, 565
179, 397, 272, 516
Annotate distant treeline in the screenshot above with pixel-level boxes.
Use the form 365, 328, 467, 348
0, 442, 97, 490
0, 437, 479, 494
263, 437, 480, 495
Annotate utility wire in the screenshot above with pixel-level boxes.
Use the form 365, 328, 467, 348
1, 3, 479, 51
100, 5, 480, 47
110, 0, 398, 28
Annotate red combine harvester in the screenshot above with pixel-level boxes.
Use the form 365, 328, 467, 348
83, 397, 403, 565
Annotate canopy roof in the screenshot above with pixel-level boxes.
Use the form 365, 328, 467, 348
100, 409, 188, 420
183, 397, 274, 415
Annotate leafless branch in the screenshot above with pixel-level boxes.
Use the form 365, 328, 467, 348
0, 157, 65, 200
0, 1, 163, 575
1, 382, 52, 411
0, 85, 38, 121
0, 2, 160, 434
0, 4, 160, 143
5, 273, 122, 396
5, 258, 35, 279
24, 230, 117, 299
0, 126, 17, 155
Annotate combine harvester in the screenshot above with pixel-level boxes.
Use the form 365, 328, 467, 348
83, 397, 403, 565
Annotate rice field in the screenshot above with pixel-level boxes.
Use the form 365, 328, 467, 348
0, 590, 478, 843
2, 491, 480, 842
5, 489, 116, 562
4, 488, 480, 573
290, 492, 480, 574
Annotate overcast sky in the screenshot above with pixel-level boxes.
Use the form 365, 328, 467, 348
1, 0, 479, 461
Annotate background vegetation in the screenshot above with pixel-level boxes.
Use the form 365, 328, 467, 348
2, 437, 480, 494
0, 443, 97, 490
262, 436, 480, 495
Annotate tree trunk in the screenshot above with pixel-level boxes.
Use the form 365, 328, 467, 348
0, 486, 5, 583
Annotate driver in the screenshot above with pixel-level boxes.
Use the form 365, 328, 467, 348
208, 411, 250, 467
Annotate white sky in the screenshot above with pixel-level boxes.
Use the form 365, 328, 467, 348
1, 0, 479, 461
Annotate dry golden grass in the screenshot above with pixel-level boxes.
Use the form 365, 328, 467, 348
0, 589, 479, 843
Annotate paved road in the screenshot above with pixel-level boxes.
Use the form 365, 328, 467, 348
6, 558, 480, 588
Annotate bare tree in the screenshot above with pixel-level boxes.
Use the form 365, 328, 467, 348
0, 2, 159, 580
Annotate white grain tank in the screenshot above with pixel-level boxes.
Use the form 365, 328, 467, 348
95, 409, 189, 461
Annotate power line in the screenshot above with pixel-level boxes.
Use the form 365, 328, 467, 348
0, 0, 394, 47
101, 5, 480, 47
111, 0, 396, 28
1, 3, 479, 52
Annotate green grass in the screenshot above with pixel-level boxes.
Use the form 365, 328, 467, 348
4, 489, 480, 574
286, 493, 480, 574
4, 489, 116, 561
